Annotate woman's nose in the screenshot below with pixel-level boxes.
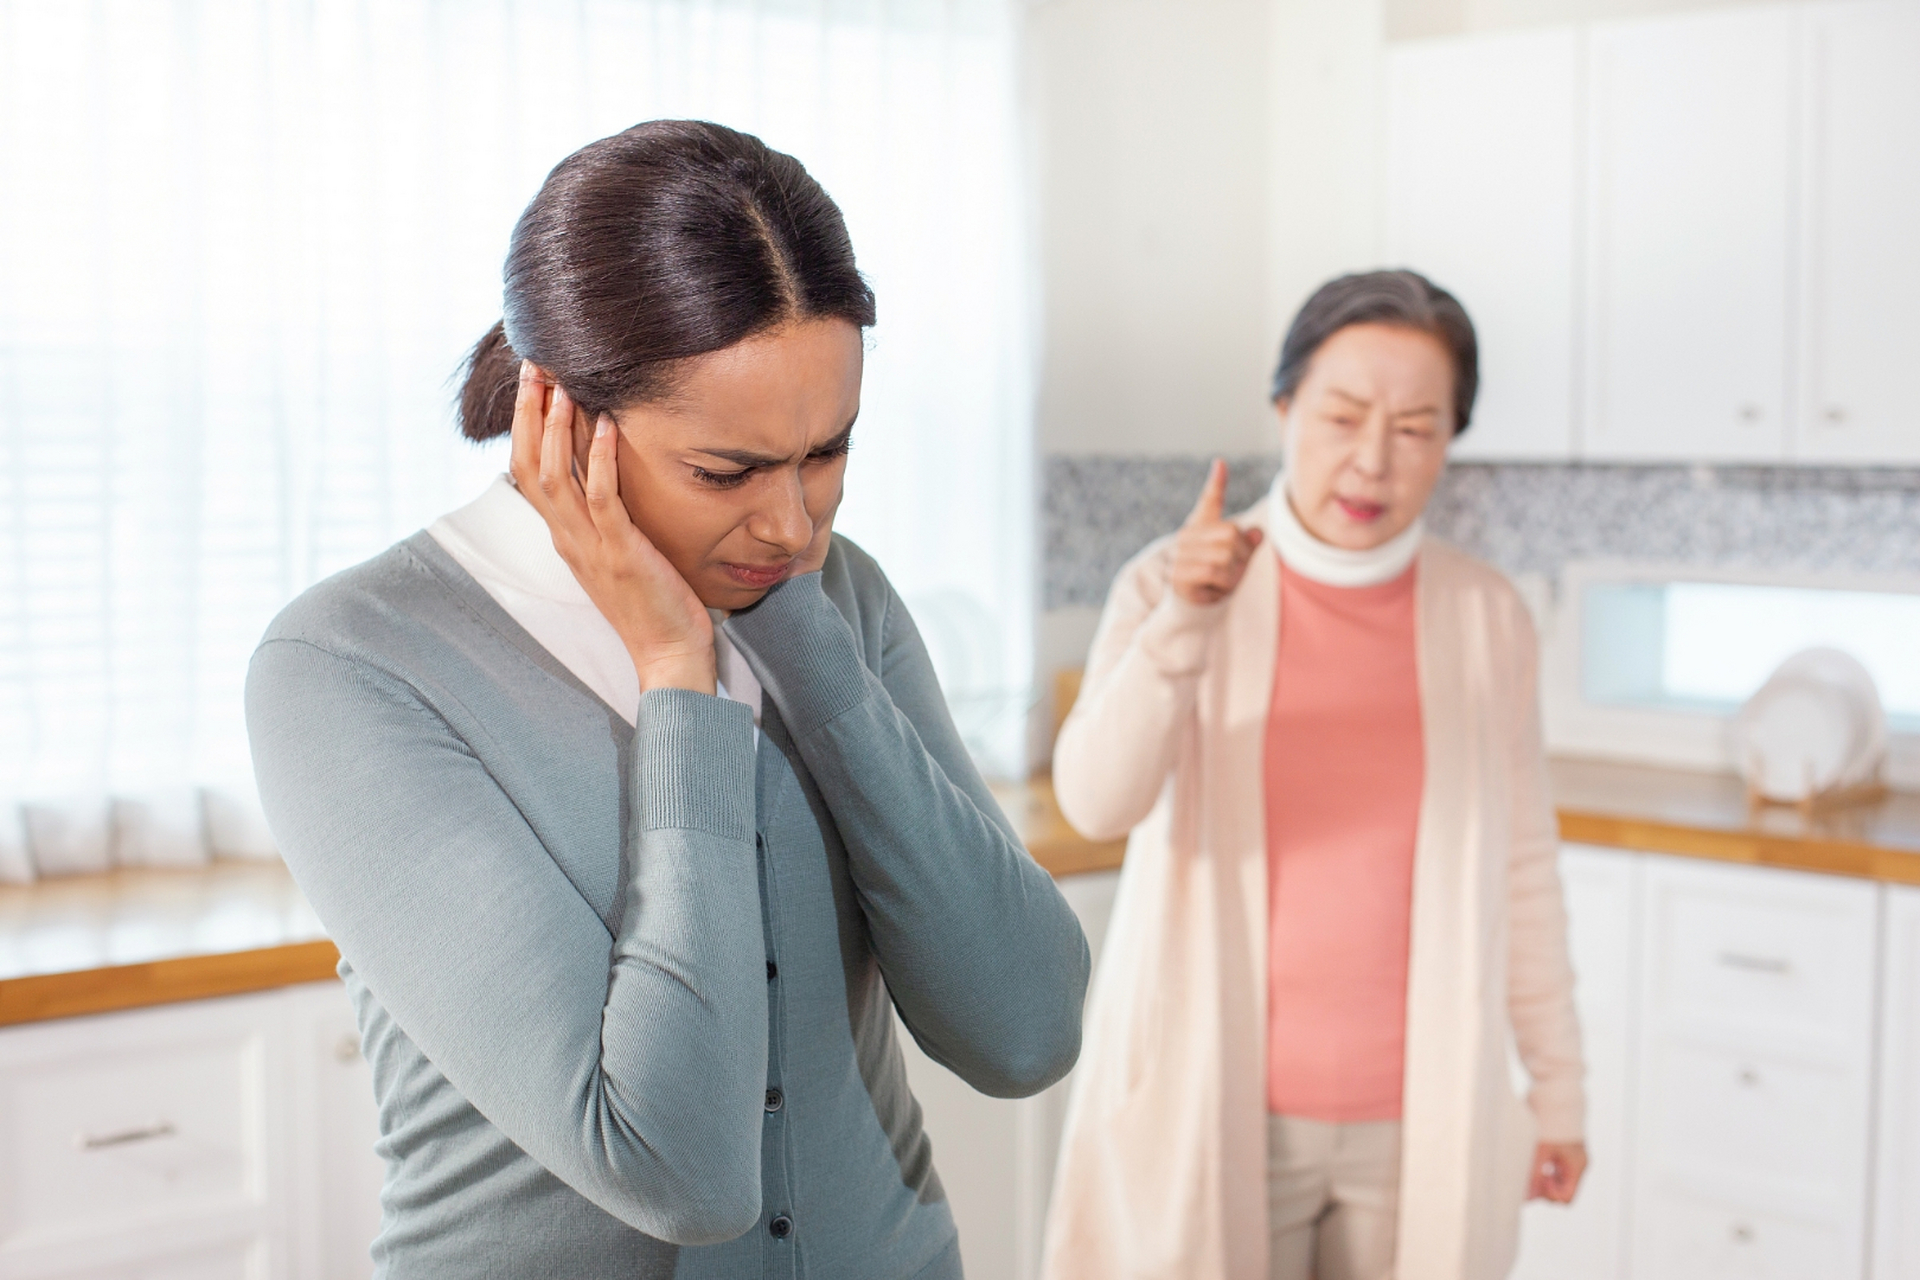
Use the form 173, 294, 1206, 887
1352, 417, 1391, 478
751, 470, 815, 555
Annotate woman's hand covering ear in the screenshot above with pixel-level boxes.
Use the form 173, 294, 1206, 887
509, 363, 717, 694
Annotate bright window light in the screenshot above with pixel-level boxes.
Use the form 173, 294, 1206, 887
0, 0, 1035, 853
1583, 580, 1920, 729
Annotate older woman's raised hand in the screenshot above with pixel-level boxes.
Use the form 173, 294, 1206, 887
509, 362, 717, 695
1168, 459, 1265, 606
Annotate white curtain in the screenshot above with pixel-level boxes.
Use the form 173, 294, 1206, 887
0, 0, 1032, 880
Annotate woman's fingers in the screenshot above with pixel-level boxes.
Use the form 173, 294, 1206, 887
1527, 1142, 1586, 1203
508, 361, 548, 501
536, 380, 597, 538
1185, 458, 1228, 527
1182, 525, 1258, 573
582, 413, 633, 540
510, 364, 604, 565
1527, 1146, 1552, 1199
537, 379, 575, 496
579, 416, 689, 612
1169, 516, 1263, 605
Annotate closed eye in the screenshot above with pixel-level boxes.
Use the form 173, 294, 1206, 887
807, 429, 854, 463
692, 465, 754, 489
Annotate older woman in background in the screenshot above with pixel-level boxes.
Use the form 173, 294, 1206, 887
1043, 271, 1586, 1280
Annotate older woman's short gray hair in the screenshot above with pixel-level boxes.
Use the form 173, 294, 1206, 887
1269, 270, 1479, 435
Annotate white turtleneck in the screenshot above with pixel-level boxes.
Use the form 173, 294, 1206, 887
426, 474, 761, 729
1263, 471, 1424, 587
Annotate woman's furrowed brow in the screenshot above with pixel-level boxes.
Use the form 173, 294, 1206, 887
690, 420, 855, 467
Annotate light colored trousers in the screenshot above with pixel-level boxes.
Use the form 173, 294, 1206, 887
1268, 1114, 1403, 1280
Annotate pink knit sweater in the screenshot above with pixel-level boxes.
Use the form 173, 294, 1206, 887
1265, 561, 1423, 1121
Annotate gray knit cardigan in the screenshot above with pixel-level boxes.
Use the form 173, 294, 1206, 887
245, 531, 1089, 1279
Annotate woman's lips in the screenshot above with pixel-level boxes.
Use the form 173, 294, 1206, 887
1335, 496, 1387, 523
723, 560, 792, 589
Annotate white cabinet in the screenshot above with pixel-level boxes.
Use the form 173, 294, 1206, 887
1630, 857, 1877, 1280
1875, 886, 1920, 1280
285, 984, 382, 1280
1508, 849, 1909, 1279
1384, 28, 1581, 460
1795, 1, 1920, 464
39, 1236, 271, 1280
903, 868, 1120, 1280
1584, 7, 1796, 462
1384, 2, 1920, 467
0, 993, 290, 1280
0, 983, 382, 1280
1512, 844, 1637, 1280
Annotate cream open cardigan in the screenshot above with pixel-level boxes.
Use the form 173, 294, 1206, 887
1041, 482, 1584, 1280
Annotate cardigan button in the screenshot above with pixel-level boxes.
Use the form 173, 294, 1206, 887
766, 959, 778, 981
765, 1087, 784, 1113
769, 1214, 794, 1239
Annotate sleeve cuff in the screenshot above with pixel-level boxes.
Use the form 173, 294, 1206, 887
720, 574, 870, 738
634, 688, 757, 841
1136, 590, 1230, 676
1529, 1084, 1587, 1144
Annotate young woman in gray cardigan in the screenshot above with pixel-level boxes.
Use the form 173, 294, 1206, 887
245, 121, 1089, 1280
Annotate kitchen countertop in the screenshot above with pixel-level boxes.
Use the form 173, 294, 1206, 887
996, 758, 1920, 886
1552, 755, 1920, 885
0, 860, 337, 1027
6, 758, 1916, 1028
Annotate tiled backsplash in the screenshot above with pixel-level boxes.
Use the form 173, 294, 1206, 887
1044, 457, 1920, 610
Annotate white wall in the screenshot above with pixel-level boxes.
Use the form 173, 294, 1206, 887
1024, 0, 1278, 459
1386, 0, 1847, 39
1026, 0, 1391, 706
1264, 0, 1390, 343
1027, 0, 1845, 466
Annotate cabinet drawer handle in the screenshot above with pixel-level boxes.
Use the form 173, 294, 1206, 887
1717, 951, 1790, 975
77, 1120, 176, 1151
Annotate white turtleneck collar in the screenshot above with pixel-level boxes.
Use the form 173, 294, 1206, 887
1264, 470, 1424, 588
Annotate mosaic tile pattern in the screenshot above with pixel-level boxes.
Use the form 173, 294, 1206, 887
1044, 457, 1920, 609
1043, 455, 1280, 609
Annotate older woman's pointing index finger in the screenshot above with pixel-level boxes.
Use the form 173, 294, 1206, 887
1169, 458, 1264, 606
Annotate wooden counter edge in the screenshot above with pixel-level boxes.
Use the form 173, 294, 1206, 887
0, 939, 342, 1028
1037, 810, 1920, 887
1029, 835, 1127, 879
1557, 809, 1920, 887
12, 794, 1916, 1030
1015, 780, 1920, 888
